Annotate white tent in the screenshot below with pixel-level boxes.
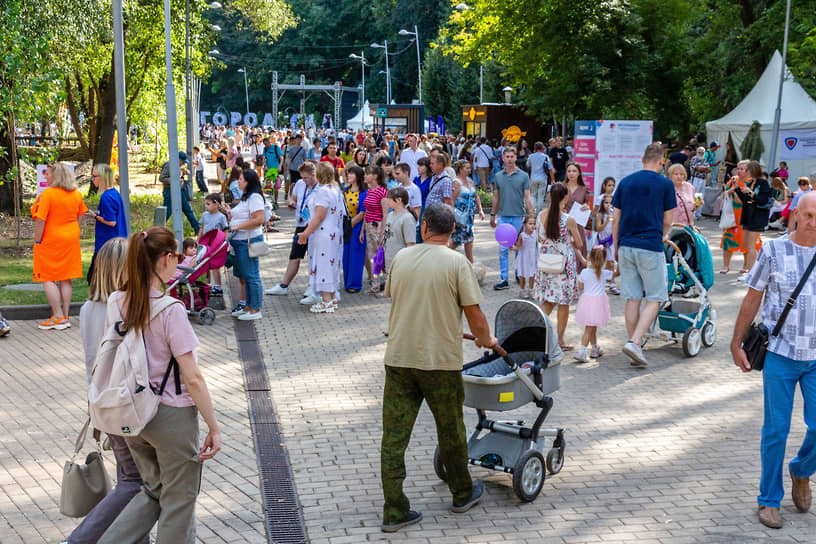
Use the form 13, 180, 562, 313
706, 50, 816, 183
346, 101, 372, 131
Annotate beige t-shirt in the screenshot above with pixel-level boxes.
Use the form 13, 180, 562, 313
384, 244, 484, 371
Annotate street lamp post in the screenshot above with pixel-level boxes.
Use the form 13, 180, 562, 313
371, 41, 391, 104
768, 0, 792, 174
349, 52, 367, 129
398, 25, 422, 104
112, 0, 130, 234
237, 67, 250, 115
162, 0, 183, 246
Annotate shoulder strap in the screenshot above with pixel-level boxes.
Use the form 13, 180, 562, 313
150, 296, 183, 395
150, 296, 180, 320
772, 249, 816, 337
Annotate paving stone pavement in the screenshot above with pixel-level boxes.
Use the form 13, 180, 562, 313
2, 198, 816, 543
0, 308, 266, 543
252, 209, 816, 543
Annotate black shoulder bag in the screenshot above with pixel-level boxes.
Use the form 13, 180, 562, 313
744, 250, 816, 370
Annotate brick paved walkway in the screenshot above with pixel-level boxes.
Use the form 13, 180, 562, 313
2, 203, 816, 543
0, 311, 266, 543
252, 211, 816, 543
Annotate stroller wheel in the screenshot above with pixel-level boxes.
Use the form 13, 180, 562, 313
433, 445, 447, 482
513, 450, 545, 502
701, 320, 716, 347
682, 327, 701, 357
546, 446, 565, 475
198, 307, 216, 326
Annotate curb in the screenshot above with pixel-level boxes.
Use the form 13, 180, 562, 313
0, 302, 84, 321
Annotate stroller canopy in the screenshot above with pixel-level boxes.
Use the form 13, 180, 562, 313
666, 226, 714, 290
494, 300, 564, 365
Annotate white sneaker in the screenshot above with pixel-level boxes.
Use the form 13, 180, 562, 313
300, 294, 320, 305
265, 284, 288, 295
238, 311, 263, 321
623, 341, 648, 367
590, 345, 604, 358
737, 273, 748, 282
574, 347, 589, 363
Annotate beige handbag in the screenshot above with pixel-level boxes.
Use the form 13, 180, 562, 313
248, 240, 270, 258
60, 418, 112, 518
538, 253, 566, 274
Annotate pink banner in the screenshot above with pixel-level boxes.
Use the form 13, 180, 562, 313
574, 156, 595, 176
574, 138, 595, 156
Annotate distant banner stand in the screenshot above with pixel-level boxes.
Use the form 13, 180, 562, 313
35, 163, 75, 196
573, 120, 653, 204
779, 128, 816, 160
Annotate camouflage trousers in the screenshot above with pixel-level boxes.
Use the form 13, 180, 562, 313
381, 365, 473, 523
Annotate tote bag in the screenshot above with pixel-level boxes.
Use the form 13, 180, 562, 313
719, 194, 737, 230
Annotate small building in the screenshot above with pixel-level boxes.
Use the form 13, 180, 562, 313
461, 104, 557, 144
368, 104, 425, 136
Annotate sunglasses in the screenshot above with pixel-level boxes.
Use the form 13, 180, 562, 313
166, 252, 184, 263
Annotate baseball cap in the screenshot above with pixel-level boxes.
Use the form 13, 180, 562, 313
178, 151, 187, 162
709, 141, 719, 149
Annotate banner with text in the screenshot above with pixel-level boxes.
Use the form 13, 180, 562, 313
573, 120, 653, 201
779, 128, 816, 160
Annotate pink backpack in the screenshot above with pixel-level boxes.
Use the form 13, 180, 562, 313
88, 294, 182, 436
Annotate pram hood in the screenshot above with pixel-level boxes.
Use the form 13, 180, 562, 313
666, 226, 714, 290
494, 299, 564, 366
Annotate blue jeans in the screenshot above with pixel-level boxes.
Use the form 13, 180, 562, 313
497, 216, 523, 281
230, 236, 263, 311
162, 186, 200, 232
759, 351, 816, 507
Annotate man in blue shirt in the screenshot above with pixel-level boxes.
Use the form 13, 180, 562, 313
612, 143, 676, 367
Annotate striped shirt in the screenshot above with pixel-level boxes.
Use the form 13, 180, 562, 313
363, 186, 388, 223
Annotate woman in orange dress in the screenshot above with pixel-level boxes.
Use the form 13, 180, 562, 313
719, 160, 761, 274
31, 162, 88, 330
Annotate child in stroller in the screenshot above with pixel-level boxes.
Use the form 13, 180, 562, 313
168, 230, 230, 325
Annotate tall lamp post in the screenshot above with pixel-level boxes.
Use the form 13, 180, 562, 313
398, 25, 422, 104
768, 0, 792, 174
237, 67, 250, 115
349, 52, 368, 129
162, 0, 183, 246
371, 41, 391, 104
112, 0, 130, 233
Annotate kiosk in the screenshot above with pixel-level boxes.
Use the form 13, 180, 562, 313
368, 104, 425, 136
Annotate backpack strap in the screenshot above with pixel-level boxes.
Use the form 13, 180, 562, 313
150, 296, 184, 396
158, 356, 182, 395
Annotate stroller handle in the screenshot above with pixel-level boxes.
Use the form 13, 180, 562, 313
463, 333, 508, 358
664, 239, 682, 256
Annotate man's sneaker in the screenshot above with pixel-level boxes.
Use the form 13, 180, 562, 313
381, 510, 422, 533
238, 311, 263, 321
0, 315, 10, 337
300, 293, 320, 305
590, 345, 604, 358
39, 316, 70, 331
494, 280, 509, 291
451, 481, 484, 513
210, 286, 223, 295
574, 347, 589, 363
768, 220, 783, 230
231, 303, 247, 317
265, 284, 288, 295
623, 341, 648, 367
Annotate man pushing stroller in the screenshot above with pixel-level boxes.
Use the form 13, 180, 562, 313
379, 202, 498, 532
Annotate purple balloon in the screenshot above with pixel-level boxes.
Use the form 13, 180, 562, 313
495, 223, 518, 248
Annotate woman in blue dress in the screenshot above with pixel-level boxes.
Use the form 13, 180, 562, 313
86, 164, 128, 284
449, 160, 485, 262
342, 165, 367, 292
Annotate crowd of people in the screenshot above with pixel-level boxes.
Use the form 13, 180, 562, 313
16, 120, 816, 537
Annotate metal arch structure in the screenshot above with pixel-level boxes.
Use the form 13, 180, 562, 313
271, 71, 362, 128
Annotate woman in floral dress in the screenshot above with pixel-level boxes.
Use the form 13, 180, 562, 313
449, 160, 484, 262
298, 162, 345, 313
534, 182, 585, 350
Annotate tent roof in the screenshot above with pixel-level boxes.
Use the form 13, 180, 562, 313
706, 51, 816, 131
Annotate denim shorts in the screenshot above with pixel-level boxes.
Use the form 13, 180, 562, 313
618, 246, 667, 302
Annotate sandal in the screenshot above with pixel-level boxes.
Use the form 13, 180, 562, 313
559, 343, 574, 351
739, 268, 749, 274
608, 284, 620, 295
39, 315, 70, 331
719, 268, 729, 274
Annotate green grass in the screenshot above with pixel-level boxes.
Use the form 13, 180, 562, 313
0, 243, 92, 306
0, 189, 203, 306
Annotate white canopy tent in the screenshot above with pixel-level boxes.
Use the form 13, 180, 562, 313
346, 101, 372, 131
706, 50, 816, 183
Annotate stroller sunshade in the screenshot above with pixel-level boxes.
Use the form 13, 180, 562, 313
501, 326, 549, 354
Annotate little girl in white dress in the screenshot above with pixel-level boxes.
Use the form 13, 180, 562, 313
512, 216, 537, 298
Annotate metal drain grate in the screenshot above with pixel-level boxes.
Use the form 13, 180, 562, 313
230, 279, 308, 544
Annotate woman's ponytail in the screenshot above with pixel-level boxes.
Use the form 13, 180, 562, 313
122, 227, 177, 332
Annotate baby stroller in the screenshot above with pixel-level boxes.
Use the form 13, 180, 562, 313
643, 225, 716, 357
432, 300, 565, 502
167, 229, 230, 325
